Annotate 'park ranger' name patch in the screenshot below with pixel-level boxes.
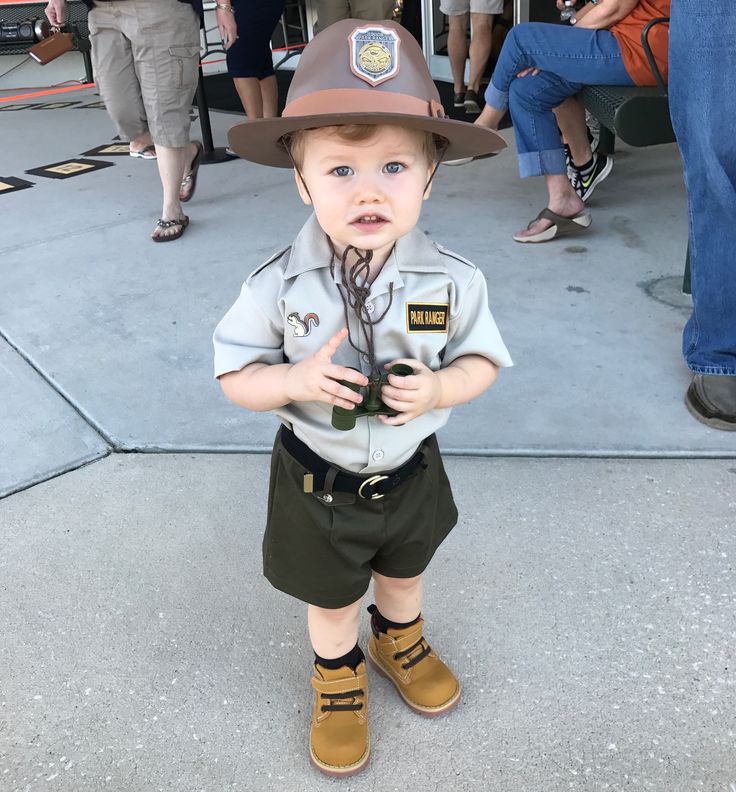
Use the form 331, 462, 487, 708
406, 303, 449, 333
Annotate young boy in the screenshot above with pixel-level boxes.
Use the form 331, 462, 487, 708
213, 19, 512, 777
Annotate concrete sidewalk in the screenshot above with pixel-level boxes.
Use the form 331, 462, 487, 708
2, 454, 735, 791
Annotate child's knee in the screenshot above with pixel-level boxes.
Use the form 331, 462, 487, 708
373, 572, 422, 592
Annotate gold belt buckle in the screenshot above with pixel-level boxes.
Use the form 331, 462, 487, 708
358, 474, 388, 500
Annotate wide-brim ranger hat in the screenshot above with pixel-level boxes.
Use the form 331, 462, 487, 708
228, 18, 506, 168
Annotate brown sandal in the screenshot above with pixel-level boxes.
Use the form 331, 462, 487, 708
179, 141, 203, 203
151, 215, 189, 243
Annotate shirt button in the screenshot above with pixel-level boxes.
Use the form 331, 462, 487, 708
372, 449, 385, 462
365, 302, 375, 314
321, 494, 333, 504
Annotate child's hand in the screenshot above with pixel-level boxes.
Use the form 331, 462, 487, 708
285, 328, 368, 409
378, 359, 441, 425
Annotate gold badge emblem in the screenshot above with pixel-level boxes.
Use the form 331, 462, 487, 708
358, 42, 391, 75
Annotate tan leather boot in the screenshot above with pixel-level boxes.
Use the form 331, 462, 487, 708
309, 661, 370, 777
367, 618, 461, 716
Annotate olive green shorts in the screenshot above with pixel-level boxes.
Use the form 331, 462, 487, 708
263, 428, 458, 609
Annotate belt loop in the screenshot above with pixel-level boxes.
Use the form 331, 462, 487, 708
318, 466, 339, 504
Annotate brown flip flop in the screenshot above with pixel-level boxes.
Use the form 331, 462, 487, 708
179, 141, 203, 203
513, 207, 591, 243
151, 216, 189, 243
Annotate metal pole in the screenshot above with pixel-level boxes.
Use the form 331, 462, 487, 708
196, 12, 233, 165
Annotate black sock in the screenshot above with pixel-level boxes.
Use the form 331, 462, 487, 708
367, 604, 421, 636
314, 643, 364, 670
574, 155, 595, 173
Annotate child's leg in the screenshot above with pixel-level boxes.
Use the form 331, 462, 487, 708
367, 572, 461, 717
307, 598, 370, 777
372, 571, 422, 623
307, 598, 362, 660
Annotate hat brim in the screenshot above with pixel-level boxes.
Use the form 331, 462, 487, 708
227, 112, 506, 168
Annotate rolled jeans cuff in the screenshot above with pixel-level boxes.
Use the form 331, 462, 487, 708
484, 81, 508, 111
518, 148, 567, 178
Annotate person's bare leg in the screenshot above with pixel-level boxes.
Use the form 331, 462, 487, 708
151, 141, 197, 239
447, 13, 470, 95
467, 12, 493, 93
515, 173, 585, 239
233, 76, 264, 118
372, 572, 422, 623
308, 600, 362, 659
554, 96, 592, 166
260, 75, 279, 118
475, 102, 505, 129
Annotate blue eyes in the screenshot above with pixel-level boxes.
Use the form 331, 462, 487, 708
331, 162, 405, 176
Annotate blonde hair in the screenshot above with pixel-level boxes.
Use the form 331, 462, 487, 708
284, 124, 446, 169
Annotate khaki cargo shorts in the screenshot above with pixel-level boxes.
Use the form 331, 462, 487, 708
88, 0, 200, 148
263, 428, 459, 609
440, 0, 504, 14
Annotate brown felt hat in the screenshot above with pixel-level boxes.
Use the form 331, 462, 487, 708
227, 18, 506, 167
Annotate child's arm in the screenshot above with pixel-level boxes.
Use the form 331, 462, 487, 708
378, 354, 499, 426
219, 327, 368, 412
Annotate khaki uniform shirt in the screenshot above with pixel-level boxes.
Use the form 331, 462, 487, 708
214, 214, 512, 474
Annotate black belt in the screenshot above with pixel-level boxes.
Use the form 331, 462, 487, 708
280, 426, 425, 501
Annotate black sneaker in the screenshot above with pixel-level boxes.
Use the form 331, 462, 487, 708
570, 152, 613, 201
685, 374, 736, 431
453, 91, 466, 108
464, 89, 481, 114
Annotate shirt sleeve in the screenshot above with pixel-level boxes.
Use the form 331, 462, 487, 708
212, 279, 285, 378
442, 267, 513, 368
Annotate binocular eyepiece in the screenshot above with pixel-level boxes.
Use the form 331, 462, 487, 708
332, 364, 413, 431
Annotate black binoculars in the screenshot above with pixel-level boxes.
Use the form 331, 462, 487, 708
332, 364, 413, 431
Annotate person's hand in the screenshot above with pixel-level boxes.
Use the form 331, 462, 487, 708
517, 67, 540, 77
45, 0, 67, 26
284, 328, 368, 409
216, 6, 238, 50
378, 359, 442, 425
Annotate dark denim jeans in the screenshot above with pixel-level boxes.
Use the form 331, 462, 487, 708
484, 23, 633, 178
669, 3, 736, 375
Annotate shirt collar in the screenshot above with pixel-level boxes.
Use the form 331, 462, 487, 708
283, 213, 450, 280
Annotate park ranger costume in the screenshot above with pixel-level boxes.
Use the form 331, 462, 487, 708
213, 17, 511, 778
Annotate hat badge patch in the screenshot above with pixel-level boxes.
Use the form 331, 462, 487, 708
349, 26, 400, 86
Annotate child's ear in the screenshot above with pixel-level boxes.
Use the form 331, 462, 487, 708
294, 169, 312, 205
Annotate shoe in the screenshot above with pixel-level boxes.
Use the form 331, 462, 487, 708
129, 144, 156, 160
367, 612, 461, 717
453, 90, 466, 108
179, 140, 203, 203
464, 89, 481, 114
570, 152, 613, 202
513, 207, 591, 243
151, 215, 189, 242
685, 374, 736, 431
309, 662, 370, 777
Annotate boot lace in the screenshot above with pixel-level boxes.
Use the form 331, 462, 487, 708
320, 689, 364, 713
393, 638, 432, 670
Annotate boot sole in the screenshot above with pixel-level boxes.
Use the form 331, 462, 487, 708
309, 738, 370, 778
367, 645, 461, 717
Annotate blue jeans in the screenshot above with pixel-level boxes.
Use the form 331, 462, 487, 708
669, 4, 736, 375
485, 23, 633, 178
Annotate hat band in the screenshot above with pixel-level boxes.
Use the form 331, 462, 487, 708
283, 89, 446, 120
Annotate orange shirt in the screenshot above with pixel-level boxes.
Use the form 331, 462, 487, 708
610, 0, 670, 86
